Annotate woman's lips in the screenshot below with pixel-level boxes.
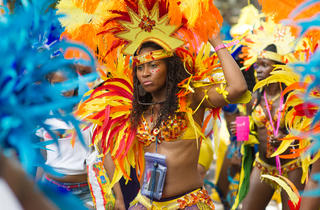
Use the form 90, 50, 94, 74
143, 81, 152, 85
256, 74, 264, 80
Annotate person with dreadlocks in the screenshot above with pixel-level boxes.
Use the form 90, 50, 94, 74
74, 0, 251, 209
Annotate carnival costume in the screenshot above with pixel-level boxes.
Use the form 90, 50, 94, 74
231, 5, 319, 207
56, 0, 251, 209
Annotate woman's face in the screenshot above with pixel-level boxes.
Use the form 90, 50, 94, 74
254, 58, 276, 81
136, 47, 167, 94
50, 71, 75, 97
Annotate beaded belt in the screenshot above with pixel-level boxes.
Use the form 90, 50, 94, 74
130, 188, 215, 209
44, 174, 88, 189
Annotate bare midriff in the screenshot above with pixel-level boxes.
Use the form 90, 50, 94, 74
46, 173, 87, 183
257, 127, 298, 166
141, 138, 202, 198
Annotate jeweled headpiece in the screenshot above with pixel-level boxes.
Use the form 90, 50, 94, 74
98, 0, 222, 64
116, 1, 184, 56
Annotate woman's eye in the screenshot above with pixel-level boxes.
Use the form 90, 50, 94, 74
151, 64, 158, 68
137, 66, 143, 71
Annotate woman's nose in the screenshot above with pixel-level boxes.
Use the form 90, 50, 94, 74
142, 66, 151, 77
255, 65, 263, 73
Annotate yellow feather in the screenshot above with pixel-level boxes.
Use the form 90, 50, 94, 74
253, 71, 299, 92
179, 0, 201, 27
111, 111, 130, 119
57, 0, 111, 32
261, 174, 300, 205
111, 123, 127, 156
271, 137, 294, 157
127, 149, 136, 168
109, 161, 123, 193
301, 157, 310, 184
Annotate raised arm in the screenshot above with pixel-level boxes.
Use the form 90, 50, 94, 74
194, 34, 248, 108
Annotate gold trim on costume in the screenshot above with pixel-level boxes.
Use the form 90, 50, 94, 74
215, 84, 230, 103
133, 49, 174, 65
258, 50, 283, 63
254, 153, 301, 189
129, 189, 214, 209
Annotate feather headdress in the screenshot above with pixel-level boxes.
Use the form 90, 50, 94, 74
241, 18, 297, 69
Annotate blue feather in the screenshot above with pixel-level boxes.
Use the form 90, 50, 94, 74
0, 0, 97, 208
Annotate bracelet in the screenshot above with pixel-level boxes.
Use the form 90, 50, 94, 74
214, 40, 240, 52
214, 43, 226, 52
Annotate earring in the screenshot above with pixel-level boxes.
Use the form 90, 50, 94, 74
138, 84, 146, 97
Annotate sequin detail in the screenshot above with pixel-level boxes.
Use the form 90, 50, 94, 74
177, 189, 215, 209
136, 113, 188, 146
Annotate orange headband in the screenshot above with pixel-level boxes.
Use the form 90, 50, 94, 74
133, 49, 173, 65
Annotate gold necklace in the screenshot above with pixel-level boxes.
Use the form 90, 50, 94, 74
265, 92, 281, 108
150, 105, 161, 129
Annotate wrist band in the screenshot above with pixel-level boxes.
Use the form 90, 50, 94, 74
214, 40, 240, 52
214, 43, 226, 52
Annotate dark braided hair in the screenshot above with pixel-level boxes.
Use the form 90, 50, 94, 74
131, 42, 189, 128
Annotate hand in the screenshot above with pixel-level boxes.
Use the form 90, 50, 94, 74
208, 32, 223, 48
229, 121, 237, 136
114, 198, 126, 210
230, 154, 241, 165
269, 135, 281, 148
269, 130, 287, 148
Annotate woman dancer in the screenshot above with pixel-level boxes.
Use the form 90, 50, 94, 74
76, 0, 250, 209
240, 20, 306, 209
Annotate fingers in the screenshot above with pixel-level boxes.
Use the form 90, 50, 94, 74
230, 121, 237, 135
269, 136, 281, 147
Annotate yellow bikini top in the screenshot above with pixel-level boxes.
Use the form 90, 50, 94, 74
136, 112, 200, 146
251, 99, 285, 130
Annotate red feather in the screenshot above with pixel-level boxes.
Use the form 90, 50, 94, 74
288, 197, 301, 210
122, 127, 136, 158
294, 102, 318, 118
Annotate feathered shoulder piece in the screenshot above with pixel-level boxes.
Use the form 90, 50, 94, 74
76, 54, 144, 187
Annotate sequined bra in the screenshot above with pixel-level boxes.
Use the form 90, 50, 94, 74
251, 98, 286, 158
251, 99, 285, 129
136, 112, 198, 146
